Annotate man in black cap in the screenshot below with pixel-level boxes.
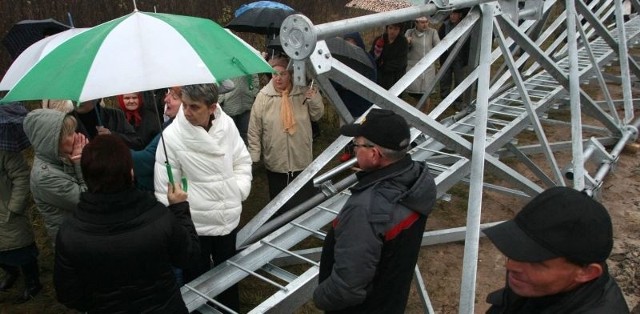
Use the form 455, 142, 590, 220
484, 186, 629, 313
313, 108, 437, 313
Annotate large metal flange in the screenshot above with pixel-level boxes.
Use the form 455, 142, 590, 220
280, 14, 317, 61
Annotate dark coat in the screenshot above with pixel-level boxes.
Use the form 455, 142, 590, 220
438, 19, 470, 66
131, 119, 173, 192
130, 91, 162, 147
131, 103, 162, 147
73, 104, 144, 150
369, 33, 408, 90
314, 156, 437, 313
54, 188, 200, 314
486, 268, 630, 314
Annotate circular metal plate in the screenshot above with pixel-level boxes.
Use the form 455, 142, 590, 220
280, 14, 317, 60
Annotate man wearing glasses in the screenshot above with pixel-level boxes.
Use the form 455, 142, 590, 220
314, 109, 437, 313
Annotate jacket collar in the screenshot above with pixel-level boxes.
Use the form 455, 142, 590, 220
353, 155, 412, 191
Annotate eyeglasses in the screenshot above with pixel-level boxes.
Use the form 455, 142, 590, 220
352, 141, 375, 149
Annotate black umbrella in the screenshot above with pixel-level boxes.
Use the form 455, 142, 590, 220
0, 102, 30, 152
226, 1, 296, 35
2, 18, 71, 60
268, 36, 376, 79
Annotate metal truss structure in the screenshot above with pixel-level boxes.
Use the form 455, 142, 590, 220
181, 0, 640, 313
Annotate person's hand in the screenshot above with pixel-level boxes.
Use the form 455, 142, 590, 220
96, 126, 111, 135
304, 87, 317, 100
167, 183, 188, 205
406, 36, 412, 45
69, 133, 88, 164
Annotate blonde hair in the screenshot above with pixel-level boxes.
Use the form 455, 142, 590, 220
60, 115, 77, 139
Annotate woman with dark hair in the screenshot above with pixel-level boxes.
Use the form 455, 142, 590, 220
116, 92, 161, 146
370, 23, 409, 90
54, 135, 200, 313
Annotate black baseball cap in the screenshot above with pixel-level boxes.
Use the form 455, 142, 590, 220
484, 186, 613, 264
340, 109, 410, 151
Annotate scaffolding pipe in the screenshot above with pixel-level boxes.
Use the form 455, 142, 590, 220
242, 174, 358, 246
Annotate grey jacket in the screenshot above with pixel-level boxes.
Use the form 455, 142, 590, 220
0, 150, 34, 251
219, 75, 259, 116
314, 156, 437, 313
23, 109, 86, 245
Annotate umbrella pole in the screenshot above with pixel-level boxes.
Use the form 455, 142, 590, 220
150, 90, 175, 186
94, 100, 103, 126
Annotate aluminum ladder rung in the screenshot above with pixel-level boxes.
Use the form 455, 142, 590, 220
183, 284, 237, 314
261, 263, 298, 283
261, 240, 320, 267
226, 260, 288, 292
290, 222, 327, 238
459, 121, 501, 133
317, 205, 340, 215
487, 109, 522, 118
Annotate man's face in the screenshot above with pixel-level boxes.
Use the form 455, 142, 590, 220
415, 19, 429, 32
353, 136, 378, 171
182, 96, 214, 129
505, 257, 585, 297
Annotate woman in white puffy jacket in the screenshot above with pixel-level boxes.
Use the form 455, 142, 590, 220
154, 83, 251, 312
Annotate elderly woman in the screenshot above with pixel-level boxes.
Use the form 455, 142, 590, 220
247, 56, 324, 212
54, 135, 199, 313
116, 92, 161, 146
23, 109, 88, 247
154, 83, 251, 312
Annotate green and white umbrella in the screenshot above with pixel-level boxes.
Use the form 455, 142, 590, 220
1, 10, 273, 103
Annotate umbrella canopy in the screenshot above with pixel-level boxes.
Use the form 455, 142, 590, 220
1, 11, 273, 103
268, 36, 376, 79
2, 18, 71, 60
0, 102, 30, 152
0, 28, 89, 91
226, 1, 296, 35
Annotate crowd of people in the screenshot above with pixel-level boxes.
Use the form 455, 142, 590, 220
0, 9, 632, 314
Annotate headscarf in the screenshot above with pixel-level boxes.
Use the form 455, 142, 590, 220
116, 93, 144, 127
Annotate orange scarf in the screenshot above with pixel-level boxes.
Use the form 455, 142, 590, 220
280, 88, 296, 135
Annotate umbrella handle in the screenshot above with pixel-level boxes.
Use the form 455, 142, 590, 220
181, 177, 188, 192
165, 162, 174, 185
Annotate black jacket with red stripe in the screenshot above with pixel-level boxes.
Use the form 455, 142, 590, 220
314, 155, 436, 313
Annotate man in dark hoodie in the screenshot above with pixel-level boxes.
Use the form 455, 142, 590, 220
313, 109, 436, 313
